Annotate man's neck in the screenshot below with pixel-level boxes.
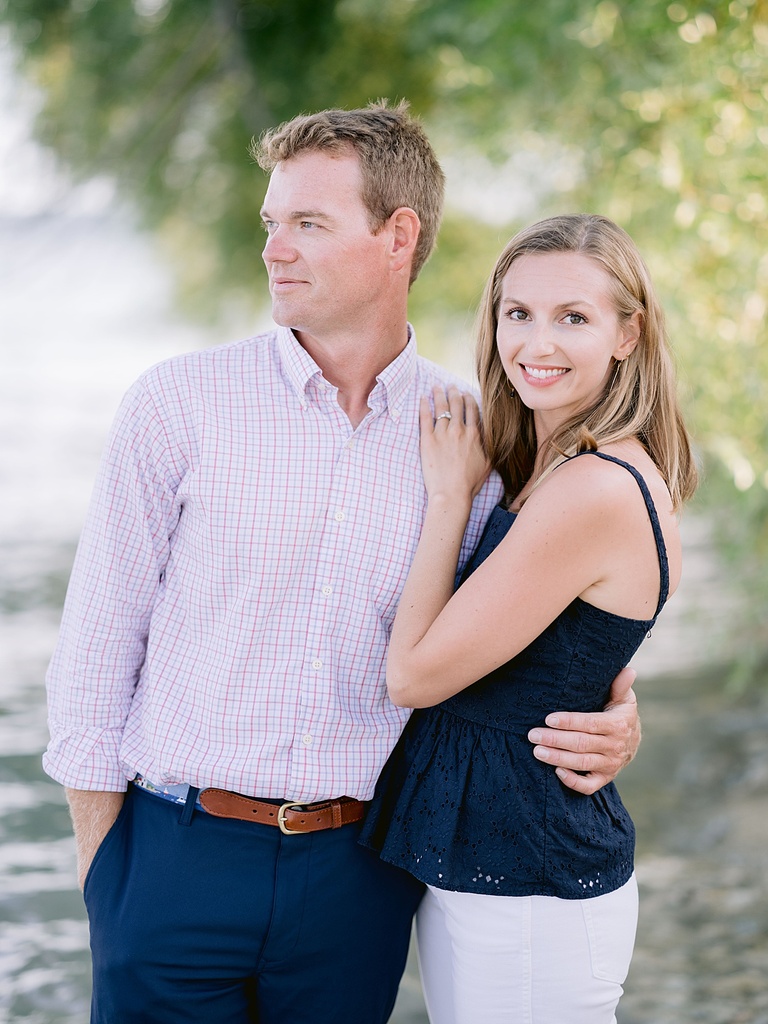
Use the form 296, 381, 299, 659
295, 319, 410, 429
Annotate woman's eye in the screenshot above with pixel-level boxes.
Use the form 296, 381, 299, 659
505, 308, 528, 321
564, 312, 587, 325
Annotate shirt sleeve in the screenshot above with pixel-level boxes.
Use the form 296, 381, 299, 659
43, 373, 190, 790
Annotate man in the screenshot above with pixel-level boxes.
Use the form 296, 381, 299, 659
45, 102, 641, 1024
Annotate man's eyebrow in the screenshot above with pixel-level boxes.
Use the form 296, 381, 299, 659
260, 207, 333, 221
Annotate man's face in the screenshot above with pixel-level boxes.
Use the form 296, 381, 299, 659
260, 149, 391, 339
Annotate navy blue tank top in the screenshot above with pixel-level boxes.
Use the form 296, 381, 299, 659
359, 452, 670, 899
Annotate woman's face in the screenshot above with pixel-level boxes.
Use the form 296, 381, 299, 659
496, 251, 640, 437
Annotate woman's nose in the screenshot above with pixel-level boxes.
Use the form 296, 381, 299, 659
525, 322, 556, 356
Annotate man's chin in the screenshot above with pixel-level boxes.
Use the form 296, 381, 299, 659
270, 296, 308, 327
269, 304, 300, 330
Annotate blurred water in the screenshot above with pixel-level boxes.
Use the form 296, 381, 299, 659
0, 206, 214, 1023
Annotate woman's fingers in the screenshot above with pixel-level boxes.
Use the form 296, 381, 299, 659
430, 385, 478, 428
463, 392, 480, 428
447, 386, 464, 423
432, 386, 451, 423
420, 387, 490, 500
425, 387, 484, 464
419, 394, 435, 435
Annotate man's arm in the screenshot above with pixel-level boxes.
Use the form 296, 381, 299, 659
45, 377, 181, 794
66, 789, 126, 890
527, 667, 640, 795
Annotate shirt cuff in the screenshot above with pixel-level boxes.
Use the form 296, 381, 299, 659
42, 729, 130, 791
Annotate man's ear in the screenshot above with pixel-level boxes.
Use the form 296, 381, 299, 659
388, 207, 421, 274
614, 310, 642, 361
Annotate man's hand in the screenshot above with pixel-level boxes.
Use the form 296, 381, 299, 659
66, 789, 126, 890
527, 667, 640, 795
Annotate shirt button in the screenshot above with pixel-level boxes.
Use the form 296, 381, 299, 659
302, 734, 313, 745
321, 585, 332, 596
334, 511, 345, 522
311, 658, 323, 670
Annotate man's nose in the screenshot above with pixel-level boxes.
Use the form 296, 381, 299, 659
262, 225, 297, 263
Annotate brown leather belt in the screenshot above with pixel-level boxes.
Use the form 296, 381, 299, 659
199, 788, 367, 834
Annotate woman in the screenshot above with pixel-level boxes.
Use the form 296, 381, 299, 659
359, 214, 697, 1023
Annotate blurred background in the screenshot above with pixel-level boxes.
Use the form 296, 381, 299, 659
0, 1, 766, 1021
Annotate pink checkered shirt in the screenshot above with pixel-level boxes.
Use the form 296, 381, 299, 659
44, 326, 502, 801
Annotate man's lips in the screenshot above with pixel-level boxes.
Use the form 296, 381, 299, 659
271, 278, 307, 290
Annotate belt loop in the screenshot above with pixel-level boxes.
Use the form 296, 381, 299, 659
179, 786, 201, 827
331, 800, 342, 829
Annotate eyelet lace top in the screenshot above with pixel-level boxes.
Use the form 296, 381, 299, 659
359, 452, 670, 899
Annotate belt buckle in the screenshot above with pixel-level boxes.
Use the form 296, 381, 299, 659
277, 801, 305, 835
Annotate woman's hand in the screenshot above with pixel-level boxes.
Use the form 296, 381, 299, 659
420, 386, 491, 505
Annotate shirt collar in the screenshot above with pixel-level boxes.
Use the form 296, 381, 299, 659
276, 326, 323, 405
374, 325, 417, 422
276, 324, 418, 421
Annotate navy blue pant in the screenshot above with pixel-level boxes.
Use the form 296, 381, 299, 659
84, 784, 424, 1023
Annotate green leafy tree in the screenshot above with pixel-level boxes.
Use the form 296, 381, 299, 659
4, 0, 767, 663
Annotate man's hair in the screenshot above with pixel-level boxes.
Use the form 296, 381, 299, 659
475, 214, 698, 509
252, 101, 445, 285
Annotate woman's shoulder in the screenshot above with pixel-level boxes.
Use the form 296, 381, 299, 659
524, 442, 644, 513
590, 440, 675, 519
529, 440, 681, 606
545, 440, 671, 512
521, 439, 677, 556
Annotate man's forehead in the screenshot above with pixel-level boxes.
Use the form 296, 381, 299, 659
262, 151, 364, 213
273, 148, 361, 179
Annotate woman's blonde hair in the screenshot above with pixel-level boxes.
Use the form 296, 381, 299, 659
476, 214, 697, 509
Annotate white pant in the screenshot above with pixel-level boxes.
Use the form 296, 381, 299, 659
416, 875, 638, 1024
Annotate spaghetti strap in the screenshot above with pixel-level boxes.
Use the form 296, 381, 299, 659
566, 450, 670, 616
